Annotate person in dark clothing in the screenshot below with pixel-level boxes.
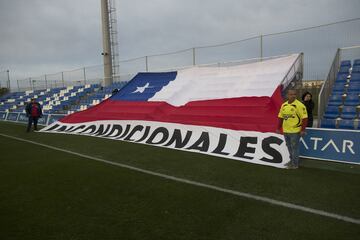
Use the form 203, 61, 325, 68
25, 98, 43, 132
112, 88, 119, 95
301, 92, 314, 127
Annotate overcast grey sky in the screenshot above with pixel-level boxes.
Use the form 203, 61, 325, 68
0, 0, 359, 82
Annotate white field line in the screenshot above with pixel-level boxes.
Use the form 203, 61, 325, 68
1, 132, 359, 225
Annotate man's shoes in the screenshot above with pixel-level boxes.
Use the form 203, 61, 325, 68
285, 163, 298, 169
288, 165, 298, 169
284, 163, 292, 169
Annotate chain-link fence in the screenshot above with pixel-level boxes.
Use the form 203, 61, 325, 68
114, 18, 359, 80
15, 64, 104, 92
12, 17, 360, 92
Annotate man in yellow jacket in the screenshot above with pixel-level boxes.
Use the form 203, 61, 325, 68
277, 89, 308, 169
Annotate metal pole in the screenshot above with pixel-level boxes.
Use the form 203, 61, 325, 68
45, 74, 48, 89
101, 0, 113, 87
6, 70, 10, 90
61, 72, 65, 87
145, 56, 149, 72
17, 80, 20, 92
260, 35, 263, 61
29, 78, 33, 90
192, 48, 196, 66
83, 67, 87, 85
338, 48, 341, 71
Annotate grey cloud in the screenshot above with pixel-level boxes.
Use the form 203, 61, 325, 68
0, 0, 359, 83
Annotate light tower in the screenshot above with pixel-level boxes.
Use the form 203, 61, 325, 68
108, 0, 120, 81
100, 0, 119, 86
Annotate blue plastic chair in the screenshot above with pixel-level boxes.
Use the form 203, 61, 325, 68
332, 84, 345, 92
339, 66, 350, 74
351, 73, 360, 81
321, 119, 337, 129
348, 82, 360, 88
332, 88, 345, 95
341, 60, 351, 67
336, 73, 349, 81
338, 119, 354, 130
353, 59, 360, 66
334, 81, 346, 87
344, 94, 360, 106
340, 106, 357, 119
352, 65, 360, 73
328, 94, 344, 106
347, 88, 360, 94
324, 106, 340, 119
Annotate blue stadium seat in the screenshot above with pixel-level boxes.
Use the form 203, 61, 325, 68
321, 119, 337, 129
354, 59, 360, 66
336, 73, 349, 81
0, 81, 126, 115
328, 94, 344, 106
340, 106, 357, 119
338, 119, 355, 130
341, 60, 351, 67
333, 81, 346, 87
332, 88, 345, 95
324, 106, 340, 119
352, 65, 360, 73
339, 66, 350, 74
344, 94, 360, 106
347, 83, 360, 93
351, 73, 360, 81
332, 84, 345, 92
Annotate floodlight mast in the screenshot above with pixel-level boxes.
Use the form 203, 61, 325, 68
100, 0, 113, 87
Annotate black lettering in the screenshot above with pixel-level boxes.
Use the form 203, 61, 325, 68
124, 125, 144, 141
164, 129, 192, 148
69, 125, 86, 133
234, 137, 257, 160
212, 133, 230, 155
56, 125, 69, 132
146, 127, 169, 145
187, 132, 210, 152
79, 125, 97, 134
63, 126, 76, 132
116, 124, 131, 139
260, 136, 283, 163
136, 126, 151, 142
94, 124, 112, 136
45, 124, 60, 131
104, 124, 123, 138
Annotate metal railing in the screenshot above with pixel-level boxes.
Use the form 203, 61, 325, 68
280, 53, 304, 92
14, 64, 105, 92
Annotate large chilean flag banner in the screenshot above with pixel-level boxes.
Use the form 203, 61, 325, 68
41, 54, 300, 168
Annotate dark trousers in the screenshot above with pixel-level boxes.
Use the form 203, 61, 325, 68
27, 116, 39, 132
307, 117, 313, 127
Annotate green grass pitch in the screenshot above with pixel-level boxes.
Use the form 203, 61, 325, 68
0, 121, 359, 239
